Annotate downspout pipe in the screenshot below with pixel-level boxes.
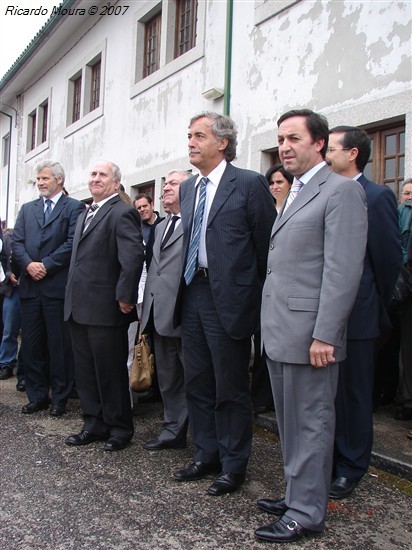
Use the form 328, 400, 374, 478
224, 0, 234, 116
0, 110, 12, 227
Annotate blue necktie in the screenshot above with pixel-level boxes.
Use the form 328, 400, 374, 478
184, 177, 208, 285
44, 199, 53, 224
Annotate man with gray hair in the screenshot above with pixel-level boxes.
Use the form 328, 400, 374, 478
13, 160, 85, 415
173, 112, 276, 494
64, 161, 144, 451
141, 169, 191, 450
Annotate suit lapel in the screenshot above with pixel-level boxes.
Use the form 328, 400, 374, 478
207, 164, 236, 226
43, 195, 67, 227
81, 195, 120, 239
272, 165, 330, 236
34, 199, 45, 228
163, 220, 183, 250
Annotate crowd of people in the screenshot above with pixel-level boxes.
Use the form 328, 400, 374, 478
0, 109, 411, 544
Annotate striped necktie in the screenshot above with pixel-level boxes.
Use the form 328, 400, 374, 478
83, 203, 99, 233
282, 178, 304, 214
184, 177, 208, 285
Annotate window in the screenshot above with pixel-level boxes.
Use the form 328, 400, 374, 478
363, 123, 405, 198
29, 110, 36, 151
2, 134, 10, 167
144, 12, 161, 77
175, 0, 197, 58
90, 61, 101, 111
40, 100, 48, 144
132, 0, 205, 97
72, 75, 82, 123
65, 46, 105, 134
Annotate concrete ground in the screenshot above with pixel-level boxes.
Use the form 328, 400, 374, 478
1, 376, 411, 549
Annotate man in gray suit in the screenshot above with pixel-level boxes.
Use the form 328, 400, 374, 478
141, 169, 190, 450
255, 110, 367, 543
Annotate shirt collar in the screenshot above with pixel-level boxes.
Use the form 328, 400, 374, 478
93, 192, 118, 207
44, 191, 63, 206
195, 159, 227, 188
299, 161, 326, 185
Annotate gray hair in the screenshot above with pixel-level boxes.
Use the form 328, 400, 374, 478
107, 161, 122, 181
35, 160, 65, 184
166, 169, 192, 179
189, 112, 238, 162
401, 178, 412, 189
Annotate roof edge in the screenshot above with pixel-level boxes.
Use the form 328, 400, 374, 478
0, 0, 78, 90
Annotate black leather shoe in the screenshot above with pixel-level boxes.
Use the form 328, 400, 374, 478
329, 476, 359, 499
104, 436, 130, 451
0, 365, 13, 380
16, 380, 26, 392
66, 431, 106, 446
173, 461, 221, 481
394, 407, 412, 421
255, 517, 318, 543
50, 405, 66, 417
207, 472, 246, 495
143, 438, 186, 450
257, 498, 288, 515
21, 400, 49, 414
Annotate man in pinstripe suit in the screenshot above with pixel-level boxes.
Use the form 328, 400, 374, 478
173, 112, 276, 495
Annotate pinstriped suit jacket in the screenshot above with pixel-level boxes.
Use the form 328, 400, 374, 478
176, 163, 276, 340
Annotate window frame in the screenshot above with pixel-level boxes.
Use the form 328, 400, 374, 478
64, 42, 106, 138
131, 0, 205, 98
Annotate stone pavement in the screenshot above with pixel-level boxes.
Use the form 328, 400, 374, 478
1, 376, 411, 549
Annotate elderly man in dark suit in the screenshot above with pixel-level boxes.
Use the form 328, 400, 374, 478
12, 160, 85, 416
173, 112, 276, 495
326, 126, 401, 499
141, 169, 190, 451
255, 110, 367, 543
64, 160, 144, 451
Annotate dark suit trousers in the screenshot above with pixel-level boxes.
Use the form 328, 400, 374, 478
334, 338, 376, 480
181, 275, 252, 474
69, 320, 133, 440
21, 296, 72, 406
153, 330, 188, 442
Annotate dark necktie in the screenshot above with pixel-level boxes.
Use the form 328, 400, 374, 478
161, 215, 179, 250
44, 199, 53, 224
184, 177, 208, 285
83, 203, 99, 233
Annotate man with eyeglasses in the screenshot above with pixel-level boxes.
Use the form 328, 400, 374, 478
326, 126, 400, 499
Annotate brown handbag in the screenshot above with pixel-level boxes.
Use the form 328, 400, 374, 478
130, 328, 154, 392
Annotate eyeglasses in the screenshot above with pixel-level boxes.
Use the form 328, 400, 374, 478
326, 147, 352, 153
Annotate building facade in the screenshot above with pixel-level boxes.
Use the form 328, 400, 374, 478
1, 0, 411, 226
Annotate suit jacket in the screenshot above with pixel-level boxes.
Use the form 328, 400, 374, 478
176, 163, 276, 340
261, 164, 368, 365
64, 195, 144, 326
141, 215, 183, 338
346, 175, 400, 339
12, 195, 86, 299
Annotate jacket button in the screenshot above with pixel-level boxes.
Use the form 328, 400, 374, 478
267, 268, 271, 274
157, 272, 161, 276
270, 244, 274, 250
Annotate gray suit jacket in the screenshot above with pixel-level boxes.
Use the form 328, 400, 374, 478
261, 165, 368, 364
141, 215, 183, 338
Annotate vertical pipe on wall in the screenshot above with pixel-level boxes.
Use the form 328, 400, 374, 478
223, 0, 234, 116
